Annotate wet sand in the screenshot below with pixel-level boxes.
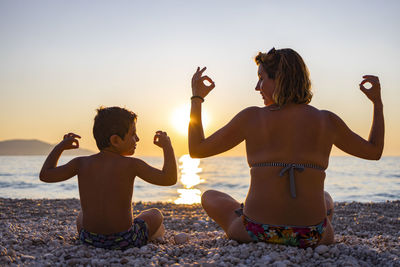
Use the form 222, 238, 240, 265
0, 198, 399, 266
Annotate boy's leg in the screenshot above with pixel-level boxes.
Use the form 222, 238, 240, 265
320, 191, 334, 245
136, 208, 164, 240
76, 211, 83, 234
201, 190, 252, 242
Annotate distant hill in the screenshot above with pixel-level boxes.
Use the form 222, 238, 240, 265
0, 139, 94, 155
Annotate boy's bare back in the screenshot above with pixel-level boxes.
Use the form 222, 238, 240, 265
76, 152, 140, 234
40, 107, 177, 243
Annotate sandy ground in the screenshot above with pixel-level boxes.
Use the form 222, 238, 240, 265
0, 198, 399, 266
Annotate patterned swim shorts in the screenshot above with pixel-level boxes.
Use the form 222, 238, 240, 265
79, 218, 148, 250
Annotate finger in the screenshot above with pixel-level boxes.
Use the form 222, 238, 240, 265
199, 67, 207, 76
193, 67, 200, 77
193, 68, 200, 80
361, 76, 379, 84
202, 76, 215, 84
156, 130, 167, 135
362, 75, 379, 80
153, 137, 161, 145
72, 139, 80, 148
360, 80, 379, 91
359, 84, 368, 94
67, 133, 81, 138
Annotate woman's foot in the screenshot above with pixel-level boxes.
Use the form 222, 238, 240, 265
201, 190, 252, 242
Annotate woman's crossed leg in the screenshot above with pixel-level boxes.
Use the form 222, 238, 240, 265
201, 189, 335, 245
201, 189, 252, 242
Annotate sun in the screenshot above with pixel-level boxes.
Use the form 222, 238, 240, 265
171, 104, 210, 135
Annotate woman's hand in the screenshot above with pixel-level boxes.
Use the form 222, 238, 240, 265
191, 67, 215, 99
154, 131, 172, 148
59, 133, 81, 150
360, 75, 382, 104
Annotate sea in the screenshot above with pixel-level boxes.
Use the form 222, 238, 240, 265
0, 155, 399, 204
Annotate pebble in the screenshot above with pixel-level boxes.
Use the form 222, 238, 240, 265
0, 198, 399, 266
269, 251, 281, 261
120, 257, 129, 264
174, 233, 189, 244
139, 245, 149, 254
43, 253, 53, 259
20, 254, 36, 261
0, 245, 7, 256
193, 223, 201, 228
273, 261, 287, 267
330, 246, 340, 257
260, 255, 272, 263
315, 245, 329, 254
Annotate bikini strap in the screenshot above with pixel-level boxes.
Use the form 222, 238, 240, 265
251, 162, 325, 170
279, 164, 305, 198
250, 162, 326, 198
234, 203, 260, 224
234, 203, 244, 217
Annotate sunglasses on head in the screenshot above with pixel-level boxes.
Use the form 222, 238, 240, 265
267, 47, 276, 55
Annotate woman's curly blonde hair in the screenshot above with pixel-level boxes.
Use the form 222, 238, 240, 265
255, 48, 312, 107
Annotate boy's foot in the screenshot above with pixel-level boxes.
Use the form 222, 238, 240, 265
150, 224, 165, 240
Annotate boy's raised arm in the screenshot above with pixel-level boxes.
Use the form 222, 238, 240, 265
133, 131, 177, 186
39, 133, 81, 183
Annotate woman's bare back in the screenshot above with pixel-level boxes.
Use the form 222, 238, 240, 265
236, 104, 332, 225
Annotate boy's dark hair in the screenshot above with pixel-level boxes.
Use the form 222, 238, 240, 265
93, 106, 137, 150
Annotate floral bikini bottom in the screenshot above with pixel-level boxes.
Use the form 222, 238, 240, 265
235, 204, 327, 248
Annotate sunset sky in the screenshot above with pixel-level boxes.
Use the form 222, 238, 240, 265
1, 0, 399, 157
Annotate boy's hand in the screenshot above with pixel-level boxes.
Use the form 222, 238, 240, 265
59, 133, 81, 150
153, 131, 172, 148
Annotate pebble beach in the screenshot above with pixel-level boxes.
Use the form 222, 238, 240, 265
0, 198, 399, 266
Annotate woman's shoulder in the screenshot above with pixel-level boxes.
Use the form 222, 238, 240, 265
315, 107, 340, 120
302, 105, 338, 117
306, 106, 344, 129
234, 106, 263, 118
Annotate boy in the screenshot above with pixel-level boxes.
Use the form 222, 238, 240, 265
40, 106, 177, 250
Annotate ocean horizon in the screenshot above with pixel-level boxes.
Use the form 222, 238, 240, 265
0, 155, 399, 203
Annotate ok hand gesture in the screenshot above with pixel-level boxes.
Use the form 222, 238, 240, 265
59, 133, 81, 150
191, 67, 215, 99
153, 131, 172, 149
360, 75, 382, 104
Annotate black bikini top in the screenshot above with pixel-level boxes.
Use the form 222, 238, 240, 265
250, 162, 326, 198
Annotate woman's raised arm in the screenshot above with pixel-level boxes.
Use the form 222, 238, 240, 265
330, 75, 384, 160
188, 67, 251, 158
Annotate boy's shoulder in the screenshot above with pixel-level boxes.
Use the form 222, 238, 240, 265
83, 153, 145, 168
77, 154, 145, 176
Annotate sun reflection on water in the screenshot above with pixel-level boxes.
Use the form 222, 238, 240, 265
174, 154, 204, 204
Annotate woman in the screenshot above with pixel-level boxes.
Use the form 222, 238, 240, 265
188, 48, 384, 248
